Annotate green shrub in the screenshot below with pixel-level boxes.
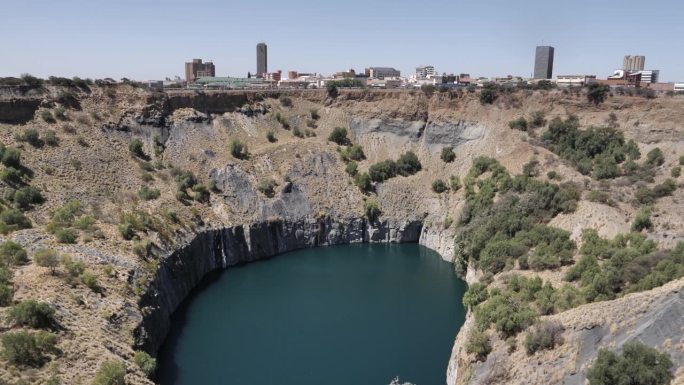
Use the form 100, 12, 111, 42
133, 351, 157, 378
523, 321, 564, 355
653, 179, 677, 198
128, 139, 146, 158
278, 94, 292, 107
229, 139, 248, 159
474, 290, 537, 337
292, 127, 303, 138
466, 329, 491, 362
191, 183, 210, 203
0, 167, 23, 185
256, 178, 277, 197
326, 82, 339, 98
364, 201, 381, 222
81, 271, 98, 291
530, 111, 547, 128
440, 147, 456, 162
53, 107, 68, 121
16, 128, 41, 146
1, 330, 57, 367
631, 208, 652, 232
587, 342, 673, 385
463, 282, 488, 309
55, 228, 77, 244
10, 186, 44, 210
680, 155, 684, 166
635, 186, 655, 204
509, 117, 528, 131
2, 147, 22, 168
354, 173, 372, 193
546, 170, 561, 180
33, 249, 59, 274
345, 161, 358, 176
0, 284, 13, 306
74, 215, 96, 231
396, 151, 422, 176
92, 360, 126, 385
0, 241, 28, 266
432, 179, 448, 193
671, 166, 681, 178
593, 155, 619, 179
368, 160, 397, 182
138, 186, 160, 201
479, 86, 497, 105
340, 144, 365, 162
61, 255, 85, 278
0, 209, 32, 232
41, 110, 56, 123
266, 130, 277, 143
328, 127, 349, 145
449, 176, 461, 191
645, 147, 664, 167
587, 190, 612, 205
8, 300, 55, 329
310, 109, 320, 120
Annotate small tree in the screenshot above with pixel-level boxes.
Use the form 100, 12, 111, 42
266, 130, 277, 143
92, 360, 127, 385
479, 86, 497, 105
440, 147, 456, 163
524, 321, 564, 355
328, 127, 349, 145
587, 83, 610, 105
646, 147, 665, 167
354, 173, 372, 193
33, 249, 59, 274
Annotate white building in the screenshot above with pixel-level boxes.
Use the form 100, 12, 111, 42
674, 83, 684, 92
415, 65, 435, 79
556, 75, 597, 87
639, 70, 659, 83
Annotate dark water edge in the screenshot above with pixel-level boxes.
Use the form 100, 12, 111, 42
157, 243, 467, 385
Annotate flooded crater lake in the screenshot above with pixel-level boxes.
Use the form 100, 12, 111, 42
158, 243, 467, 385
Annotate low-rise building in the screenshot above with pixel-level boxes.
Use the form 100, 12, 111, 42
675, 83, 684, 92
193, 76, 272, 89
147, 80, 163, 91
263, 70, 282, 81
556, 75, 597, 87
365, 67, 401, 79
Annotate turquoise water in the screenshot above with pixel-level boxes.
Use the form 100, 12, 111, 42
158, 243, 467, 385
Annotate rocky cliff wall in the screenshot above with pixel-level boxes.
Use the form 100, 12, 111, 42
135, 216, 423, 353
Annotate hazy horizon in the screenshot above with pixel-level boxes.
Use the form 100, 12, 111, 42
2, 0, 683, 82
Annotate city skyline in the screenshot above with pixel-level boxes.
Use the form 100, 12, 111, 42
2, 0, 683, 82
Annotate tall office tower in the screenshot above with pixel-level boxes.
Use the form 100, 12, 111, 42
623, 55, 646, 71
256, 42, 268, 78
533, 46, 555, 79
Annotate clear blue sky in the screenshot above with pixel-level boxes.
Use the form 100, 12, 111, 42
2, 0, 683, 81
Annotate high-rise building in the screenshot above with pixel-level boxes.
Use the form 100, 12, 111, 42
533, 46, 555, 79
623, 55, 646, 71
184, 59, 215, 83
256, 42, 268, 78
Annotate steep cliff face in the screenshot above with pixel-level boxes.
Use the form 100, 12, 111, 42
136, 216, 423, 353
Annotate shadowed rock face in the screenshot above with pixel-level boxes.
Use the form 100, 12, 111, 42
135, 217, 424, 353
0, 98, 41, 124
